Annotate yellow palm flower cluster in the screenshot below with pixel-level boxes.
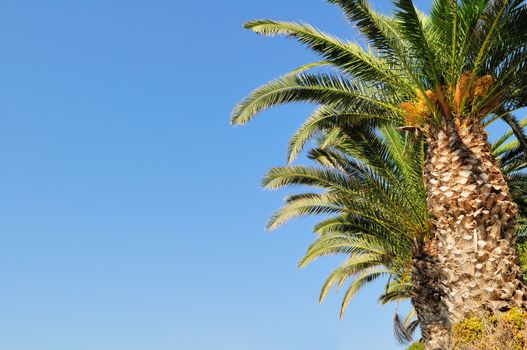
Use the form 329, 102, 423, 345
400, 90, 438, 127
454, 73, 494, 114
400, 74, 495, 128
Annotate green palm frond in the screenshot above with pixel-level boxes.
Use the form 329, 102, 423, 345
244, 20, 412, 91
328, 0, 404, 54
266, 192, 344, 231
262, 165, 354, 192
231, 72, 401, 126
500, 112, 527, 162
338, 268, 390, 318
287, 106, 390, 163
394, 309, 420, 344
379, 279, 413, 304
299, 232, 404, 268
394, 0, 441, 88
492, 116, 527, 154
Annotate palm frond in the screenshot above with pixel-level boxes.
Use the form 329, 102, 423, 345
231, 72, 401, 126
244, 20, 412, 91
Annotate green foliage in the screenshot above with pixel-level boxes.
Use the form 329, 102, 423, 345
451, 309, 527, 350
501, 308, 526, 331
406, 342, 425, 350
516, 242, 527, 280
263, 125, 423, 314
453, 316, 485, 347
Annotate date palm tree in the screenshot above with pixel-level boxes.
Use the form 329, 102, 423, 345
231, 1, 527, 348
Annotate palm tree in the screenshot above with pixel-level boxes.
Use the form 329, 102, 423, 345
231, 1, 527, 347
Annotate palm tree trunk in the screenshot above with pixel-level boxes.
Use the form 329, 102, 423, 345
411, 240, 451, 350
424, 120, 527, 328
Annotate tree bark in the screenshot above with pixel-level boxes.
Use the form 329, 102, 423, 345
411, 240, 451, 350
422, 120, 527, 347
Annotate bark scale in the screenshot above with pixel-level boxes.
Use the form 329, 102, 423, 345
421, 120, 527, 348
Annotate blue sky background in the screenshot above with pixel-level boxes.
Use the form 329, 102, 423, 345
0, 1, 513, 349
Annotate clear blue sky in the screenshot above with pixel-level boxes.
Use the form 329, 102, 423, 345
0, 1, 511, 350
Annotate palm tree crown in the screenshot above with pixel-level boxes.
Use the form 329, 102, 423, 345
232, 0, 527, 149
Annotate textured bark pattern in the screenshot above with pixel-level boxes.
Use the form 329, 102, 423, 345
424, 121, 527, 328
412, 241, 451, 350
